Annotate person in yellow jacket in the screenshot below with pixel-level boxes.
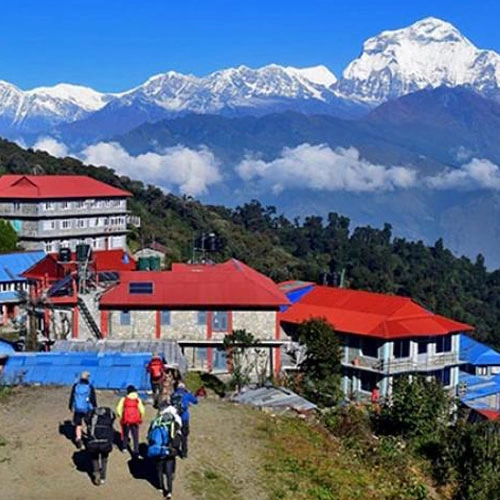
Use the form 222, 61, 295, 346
116, 385, 145, 457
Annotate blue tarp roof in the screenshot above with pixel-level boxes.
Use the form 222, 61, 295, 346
459, 371, 500, 402
0, 290, 23, 303
0, 251, 45, 283
459, 334, 500, 366
280, 284, 315, 312
1, 352, 151, 390
0, 340, 15, 357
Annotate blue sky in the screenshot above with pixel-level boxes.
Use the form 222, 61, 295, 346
1, 0, 499, 92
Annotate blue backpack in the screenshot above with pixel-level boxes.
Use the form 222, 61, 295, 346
147, 416, 177, 458
74, 382, 93, 413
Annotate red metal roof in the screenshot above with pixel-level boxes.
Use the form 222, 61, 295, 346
280, 285, 473, 339
0, 175, 131, 199
476, 408, 500, 421
100, 259, 289, 308
23, 249, 136, 281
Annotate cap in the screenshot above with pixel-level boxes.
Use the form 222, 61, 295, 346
177, 382, 186, 390
80, 371, 90, 380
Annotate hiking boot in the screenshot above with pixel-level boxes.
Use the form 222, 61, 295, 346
75, 439, 83, 450
164, 492, 172, 499
92, 473, 100, 486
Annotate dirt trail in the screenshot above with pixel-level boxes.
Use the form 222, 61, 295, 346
0, 387, 269, 500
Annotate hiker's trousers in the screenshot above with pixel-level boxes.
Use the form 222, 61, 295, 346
181, 421, 190, 458
122, 424, 140, 454
90, 451, 109, 480
156, 457, 176, 494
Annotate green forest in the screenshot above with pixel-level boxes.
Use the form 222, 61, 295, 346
1, 138, 499, 348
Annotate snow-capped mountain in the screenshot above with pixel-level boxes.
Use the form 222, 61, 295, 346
0, 81, 110, 134
120, 64, 339, 113
334, 17, 500, 103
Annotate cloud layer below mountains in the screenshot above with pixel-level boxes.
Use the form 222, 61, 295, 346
31, 138, 500, 196
32, 137, 221, 196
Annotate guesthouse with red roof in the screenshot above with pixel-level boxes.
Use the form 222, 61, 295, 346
279, 283, 473, 399
0, 174, 132, 253
99, 259, 289, 374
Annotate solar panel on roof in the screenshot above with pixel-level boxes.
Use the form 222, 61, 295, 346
129, 282, 153, 294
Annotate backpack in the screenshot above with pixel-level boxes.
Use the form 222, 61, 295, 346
149, 358, 164, 380
122, 396, 142, 425
170, 391, 186, 416
147, 415, 180, 458
86, 407, 115, 453
74, 382, 93, 413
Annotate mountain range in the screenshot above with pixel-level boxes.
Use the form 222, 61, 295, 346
1, 16, 500, 142
2, 16, 500, 267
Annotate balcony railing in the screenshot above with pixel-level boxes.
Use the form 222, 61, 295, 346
0, 204, 128, 217
345, 352, 461, 374
19, 225, 128, 238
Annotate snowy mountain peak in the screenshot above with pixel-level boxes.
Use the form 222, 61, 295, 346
336, 17, 500, 103
27, 83, 109, 111
286, 65, 337, 87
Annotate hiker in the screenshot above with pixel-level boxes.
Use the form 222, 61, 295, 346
85, 406, 116, 486
170, 382, 198, 459
68, 371, 97, 449
116, 384, 145, 456
147, 353, 167, 408
147, 405, 182, 499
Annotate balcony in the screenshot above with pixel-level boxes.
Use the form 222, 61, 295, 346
345, 352, 461, 374
19, 225, 128, 238
0, 203, 128, 218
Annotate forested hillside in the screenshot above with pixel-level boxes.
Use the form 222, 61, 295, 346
1, 138, 499, 348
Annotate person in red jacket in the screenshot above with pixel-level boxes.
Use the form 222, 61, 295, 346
116, 385, 145, 457
147, 353, 167, 408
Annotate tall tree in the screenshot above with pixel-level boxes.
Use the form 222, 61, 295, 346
0, 220, 17, 252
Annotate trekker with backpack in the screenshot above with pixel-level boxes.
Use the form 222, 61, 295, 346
170, 382, 197, 459
85, 406, 116, 486
68, 371, 97, 449
116, 384, 145, 456
147, 353, 167, 408
147, 406, 182, 499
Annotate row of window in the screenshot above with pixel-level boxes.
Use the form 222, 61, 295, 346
41, 199, 126, 211
357, 367, 452, 392
119, 310, 229, 330
42, 216, 126, 232
356, 336, 453, 359
44, 235, 125, 253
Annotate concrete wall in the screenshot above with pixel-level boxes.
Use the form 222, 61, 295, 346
232, 310, 277, 340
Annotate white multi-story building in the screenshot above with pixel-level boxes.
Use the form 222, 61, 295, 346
280, 284, 472, 399
0, 175, 132, 253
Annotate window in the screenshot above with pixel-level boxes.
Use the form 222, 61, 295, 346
436, 335, 452, 353
418, 342, 428, 355
213, 349, 228, 371
13, 201, 21, 211
77, 219, 86, 229
120, 311, 131, 326
43, 220, 56, 231
75, 201, 84, 209
43, 202, 55, 211
393, 339, 410, 358
61, 219, 72, 230
44, 241, 54, 253
435, 367, 451, 387
360, 371, 380, 392
198, 311, 207, 326
212, 311, 229, 332
129, 282, 153, 294
361, 338, 379, 358
61, 201, 70, 210
477, 366, 488, 376
160, 310, 171, 325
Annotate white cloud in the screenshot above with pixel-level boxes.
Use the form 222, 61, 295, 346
426, 158, 500, 190
237, 143, 417, 193
81, 142, 221, 196
33, 136, 69, 158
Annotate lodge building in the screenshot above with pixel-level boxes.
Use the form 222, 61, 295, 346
0, 175, 131, 253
